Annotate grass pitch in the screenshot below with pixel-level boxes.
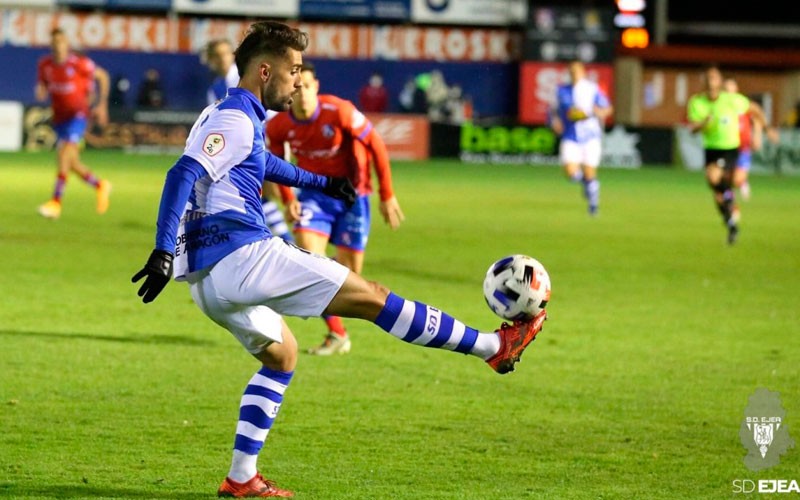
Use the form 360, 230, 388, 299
1, 150, 799, 499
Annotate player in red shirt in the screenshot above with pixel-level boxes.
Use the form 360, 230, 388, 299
36, 28, 111, 219
722, 77, 778, 202
267, 62, 404, 355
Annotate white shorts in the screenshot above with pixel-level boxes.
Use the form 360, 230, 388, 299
185, 237, 349, 353
560, 138, 602, 168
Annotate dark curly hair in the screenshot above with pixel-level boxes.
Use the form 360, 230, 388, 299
234, 21, 308, 78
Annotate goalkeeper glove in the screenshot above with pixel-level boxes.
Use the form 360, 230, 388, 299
132, 249, 173, 303
323, 176, 357, 207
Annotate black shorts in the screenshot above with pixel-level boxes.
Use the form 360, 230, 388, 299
704, 149, 739, 170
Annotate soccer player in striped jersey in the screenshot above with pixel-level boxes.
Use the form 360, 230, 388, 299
204, 38, 294, 242
36, 28, 112, 219
132, 21, 546, 498
549, 61, 613, 216
267, 63, 405, 356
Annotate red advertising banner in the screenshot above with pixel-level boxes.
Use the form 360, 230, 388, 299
367, 113, 429, 161
0, 9, 181, 52
0, 8, 519, 62
518, 61, 614, 125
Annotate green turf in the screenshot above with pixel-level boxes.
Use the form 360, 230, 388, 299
1, 150, 798, 499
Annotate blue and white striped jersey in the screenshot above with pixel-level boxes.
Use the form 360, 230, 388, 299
156, 88, 326, 279
554, 79, 610, 143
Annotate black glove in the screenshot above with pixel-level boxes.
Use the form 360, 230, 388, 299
323, 176, 357, 207
131, 249, 174, 303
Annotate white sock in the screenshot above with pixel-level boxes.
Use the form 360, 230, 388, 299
228, 449, 258, 483
472, 332, 501, 360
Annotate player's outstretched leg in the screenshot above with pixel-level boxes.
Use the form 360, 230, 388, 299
325, 275, 547, 374
374, 292, 546, 374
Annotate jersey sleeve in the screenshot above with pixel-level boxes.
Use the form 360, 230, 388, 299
551, 86, 568, 121
277, 183, 295, 204
265, 118, 287, 157
359, 126, 394, 201
686, 96, 707, 124
78, 56, 96, 79
183, 109, 254, 182
339, 100, 372, 142
594, 87, 611, 108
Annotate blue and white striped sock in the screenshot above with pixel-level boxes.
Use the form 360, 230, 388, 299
262, 198, 294, 243
583, 178, 600, 210
228, 367, 293, 483
374, 292, 500, 360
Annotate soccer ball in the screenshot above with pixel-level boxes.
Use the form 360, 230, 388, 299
483, 255, 551, 321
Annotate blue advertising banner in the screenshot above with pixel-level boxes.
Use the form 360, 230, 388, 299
300, 0, 410, 21
56, 0, 172, 10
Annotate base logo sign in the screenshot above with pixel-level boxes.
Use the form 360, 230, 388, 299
740, 388, 795, 471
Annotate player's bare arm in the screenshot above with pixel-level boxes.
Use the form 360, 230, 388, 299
360, 125, 405, 230
688, 113, 712, 133
748, 101, 779, 144
92, 65, 110, 127
549, 112, 564, 136
593, 103, 614, 120
285, 198, 302, 222
34, 82, 48, 102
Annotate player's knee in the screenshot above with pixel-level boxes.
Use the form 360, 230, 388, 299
255, 334, 297, 372
367, 280, 390, 302
707, 176, 726, 192
359, 280, 391, 319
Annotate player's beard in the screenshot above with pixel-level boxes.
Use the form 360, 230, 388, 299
261, 81, 293, 112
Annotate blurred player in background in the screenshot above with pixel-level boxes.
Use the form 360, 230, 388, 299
204, 38, 293, 242
687, 66, 772, 244
205, 39, 240, 106
267, 62, 405, 356
132, 21, 546, 497
549, 60, 613, 216
35, 27, 111, 219
722, 77, 778, 201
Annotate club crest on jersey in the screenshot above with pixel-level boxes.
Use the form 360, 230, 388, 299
203, 133, 225, 157
322, 124, 334, 138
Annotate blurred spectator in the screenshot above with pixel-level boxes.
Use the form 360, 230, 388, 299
358, 72, 389, 113
440, 84, 472, 124
135, 68, 164, 109
398, 78, 419, 113
426, 70, 449, 119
